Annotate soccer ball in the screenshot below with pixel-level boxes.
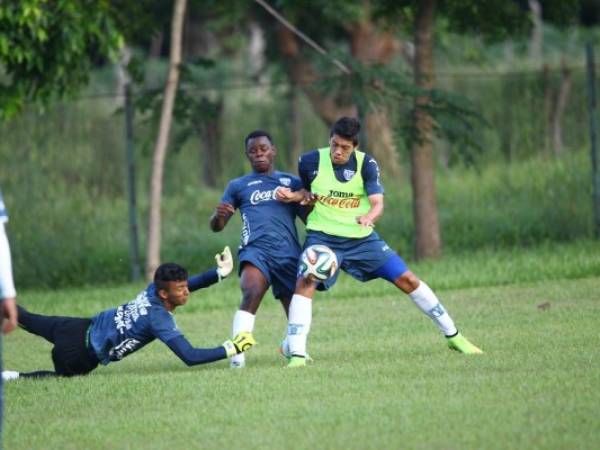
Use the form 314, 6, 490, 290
299, 245, 338, 281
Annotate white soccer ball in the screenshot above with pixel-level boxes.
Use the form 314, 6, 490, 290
299, 245, 338, 281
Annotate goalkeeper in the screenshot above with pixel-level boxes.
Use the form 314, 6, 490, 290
2, 248, 255, 380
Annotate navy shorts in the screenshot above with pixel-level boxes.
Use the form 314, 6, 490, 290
239, 246, 300, 300
303, 230, 408, 290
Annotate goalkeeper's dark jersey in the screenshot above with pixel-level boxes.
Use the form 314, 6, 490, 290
89, 269, 221, 365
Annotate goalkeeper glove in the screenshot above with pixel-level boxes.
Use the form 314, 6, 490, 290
223, 331, 256, 358
216, 246, 234, 280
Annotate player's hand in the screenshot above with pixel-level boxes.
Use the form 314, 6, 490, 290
274, 187, 296, 203
214, 203, 235, 219
215, 246, 234, 280
2, 297, 18, 334
300, 190, 318, 206
222, 331, 256, 357
356, 215, 375, 228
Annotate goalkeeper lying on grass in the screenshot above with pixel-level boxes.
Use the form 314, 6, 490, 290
2, 247, 255, 381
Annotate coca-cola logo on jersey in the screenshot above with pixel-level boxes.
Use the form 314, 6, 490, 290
250, 189, 276, 205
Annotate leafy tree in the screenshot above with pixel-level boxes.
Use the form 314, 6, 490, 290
0, 0, 122, 119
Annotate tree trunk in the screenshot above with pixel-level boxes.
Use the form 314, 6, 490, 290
552, 59, 572, 156
197, 97, 223, 188
145, 0, 187, 280
411, 0, 441, 260
349, 16, 402, 178
528, 0, 543, 62
542, 64, 554, 157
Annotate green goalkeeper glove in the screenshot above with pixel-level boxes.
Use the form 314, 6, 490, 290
223, 331, 256, 358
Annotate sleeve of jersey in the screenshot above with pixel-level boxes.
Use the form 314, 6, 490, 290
165, 335, 227, 366
188, 268, 219, 292
221, 180, 239, 208
298, 151, 319, 190
151, 308, 184, 343
362, 155, 385, 195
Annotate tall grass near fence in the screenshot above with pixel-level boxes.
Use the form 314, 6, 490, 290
1, 142, 593, 288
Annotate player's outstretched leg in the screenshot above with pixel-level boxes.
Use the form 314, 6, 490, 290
17, 305, 70, 344
2, 370, 58, 381
396, 274, 484, 354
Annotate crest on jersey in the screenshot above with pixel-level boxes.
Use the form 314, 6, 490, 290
343, 170, 355, 181
279, 177, 291, 186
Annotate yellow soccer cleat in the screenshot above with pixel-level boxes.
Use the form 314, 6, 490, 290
287, 356, 307, 368
447, 333, 484, 354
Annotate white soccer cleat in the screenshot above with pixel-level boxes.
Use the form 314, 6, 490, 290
2, 370, 20, 382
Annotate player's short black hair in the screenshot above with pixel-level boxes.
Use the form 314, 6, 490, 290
154, 263, 188, 290
330, 117, 361, 145
244, 130, 273, 149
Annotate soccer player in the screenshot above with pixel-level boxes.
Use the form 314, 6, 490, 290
1, 255, 256, 380
276, 117, 483, 367
0, 188, 18, 439
210, 130, 306, 368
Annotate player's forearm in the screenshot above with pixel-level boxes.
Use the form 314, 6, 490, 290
166, 335, 228, 366
187, 268, 220, 292
209, 214, 226, 232
366, 202, 384, 223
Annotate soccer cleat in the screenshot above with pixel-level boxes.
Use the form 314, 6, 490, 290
447, 333, 483, 354
279, 341, 313, 363
287, 356, 307, 368
2, 370, 20, 382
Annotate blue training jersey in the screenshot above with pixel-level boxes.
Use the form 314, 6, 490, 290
222, 170, 303, 256
0, 188, 8, 223
90, 283, 183, 365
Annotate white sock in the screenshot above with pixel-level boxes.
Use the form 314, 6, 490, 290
230, 310, 255, 367
287, 294, 312, 357
408, 281, 457, 336
2, 370, 20, 382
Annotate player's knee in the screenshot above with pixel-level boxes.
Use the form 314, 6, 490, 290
295, 276, 317, 296
396, 271, 420, 293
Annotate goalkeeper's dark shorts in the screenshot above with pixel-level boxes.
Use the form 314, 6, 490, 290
17, 306, 100, 377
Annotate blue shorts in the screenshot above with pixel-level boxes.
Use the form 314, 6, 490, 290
239, 247, 300, 300
302, 230, 409, 290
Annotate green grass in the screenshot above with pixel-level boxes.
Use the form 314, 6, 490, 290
4, 242, 600, 449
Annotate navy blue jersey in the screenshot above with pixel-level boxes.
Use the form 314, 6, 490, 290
222, 170, 303, 256
298, 150, 384, 196
89, 269, 220, 365
0, 188, 8, 223
89, 284, 183, 365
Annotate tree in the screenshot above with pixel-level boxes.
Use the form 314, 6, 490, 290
145, 0, 187, 280
411, 0, 441, 258
262, 1, 404, 177
0, 0, 122, 119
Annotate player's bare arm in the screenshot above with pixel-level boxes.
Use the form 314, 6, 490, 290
209, 202, 235, 232
275, 187, 317, 205
356, 193, 384, 228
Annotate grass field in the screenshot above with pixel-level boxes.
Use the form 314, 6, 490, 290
3, 241, 600, 449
